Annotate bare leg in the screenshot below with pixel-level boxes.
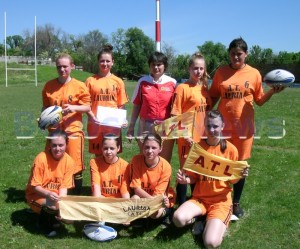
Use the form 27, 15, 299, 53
173, 201, 202, 227
203, 218, 227, 248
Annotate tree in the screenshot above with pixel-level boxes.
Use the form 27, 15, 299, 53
197, 41, 227, 77
111, 29, 127, 78
124, 28, 155, 79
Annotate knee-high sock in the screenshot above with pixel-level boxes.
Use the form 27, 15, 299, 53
233, 178, 245, 203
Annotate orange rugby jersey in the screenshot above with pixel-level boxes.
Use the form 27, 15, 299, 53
26, 151, 75, 201
130, 154, 172, 196
90, 156, 130, 198
187, 140, 238, 205
42, 78, 91, 133
209, 64, 264, 138
85, 74, 128, 115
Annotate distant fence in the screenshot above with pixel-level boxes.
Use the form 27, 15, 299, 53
0, 56, 54, 65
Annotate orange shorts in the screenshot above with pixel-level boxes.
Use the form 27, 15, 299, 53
228, 135, 253, 160
27, 198, 45, 214
87, 123, 122, 155
188, 199, 232, 227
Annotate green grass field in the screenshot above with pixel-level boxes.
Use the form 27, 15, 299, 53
0, 64, 299, 248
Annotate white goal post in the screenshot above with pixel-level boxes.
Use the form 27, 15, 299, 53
4, 12, 38, 87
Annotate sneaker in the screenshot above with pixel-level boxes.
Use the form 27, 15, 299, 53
161, 215, 172, 229
46, 230, 57, 238
192, 221, 204, 236
97, 221, 105, 226
233, 203, 244, 218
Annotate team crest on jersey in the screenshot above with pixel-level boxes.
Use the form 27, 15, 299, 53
160, 86, 172, 92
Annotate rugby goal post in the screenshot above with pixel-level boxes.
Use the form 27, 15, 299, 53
4, 12, 38, 87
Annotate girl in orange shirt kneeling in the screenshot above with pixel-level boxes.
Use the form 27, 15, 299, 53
173, 110, 248, 248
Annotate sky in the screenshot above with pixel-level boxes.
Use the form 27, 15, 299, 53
1, 0, 300, 55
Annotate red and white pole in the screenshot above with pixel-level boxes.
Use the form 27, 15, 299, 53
155, 0, 161, 52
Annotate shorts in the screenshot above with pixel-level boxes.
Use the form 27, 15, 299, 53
228, 135, 253, 160
87, 123, 122, 155
188, 199, 232, 227
137, 118, 156, 138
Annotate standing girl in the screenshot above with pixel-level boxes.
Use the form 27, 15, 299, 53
86, 44, 128, 156
171, 52, 212, 205
173, 110, 248, 248
209, 37, 284, 217
42, 53, 91, 195
127, 52, 176, 163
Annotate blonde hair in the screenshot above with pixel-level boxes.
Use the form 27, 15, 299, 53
55, 53, 74, 65
188, 52, 209, 89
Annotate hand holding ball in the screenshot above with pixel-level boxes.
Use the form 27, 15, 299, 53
263, 69, 295, 88
38, 106, 63, 130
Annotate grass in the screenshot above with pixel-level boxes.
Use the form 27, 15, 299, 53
0, 64, 300, 248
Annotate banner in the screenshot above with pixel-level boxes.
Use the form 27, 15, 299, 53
183, 143, 249, 181
154, 111, 195, 140
59, 195, 163, 223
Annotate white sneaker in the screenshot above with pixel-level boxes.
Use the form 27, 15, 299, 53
192, 221, 204, 236
97, 221, 105, 226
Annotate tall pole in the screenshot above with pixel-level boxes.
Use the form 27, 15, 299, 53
155, 0, 161, 52
34, 16, 37, 86
4, 12, 8, 87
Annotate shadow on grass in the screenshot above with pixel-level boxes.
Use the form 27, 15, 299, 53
3, 187, 26, 203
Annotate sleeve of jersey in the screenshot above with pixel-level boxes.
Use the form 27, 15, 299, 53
60, 156, 75, 189
90, 159, 101, 189
171, 85, 184, 115
78, 83, 91, 106
117, 80, 129, 107
153, 161, 172, 195
42, 82, 51, 107
131, 80, 142, 105
253, 71, 265, 103
29, 155, 45, 187
129, 157, 142, 189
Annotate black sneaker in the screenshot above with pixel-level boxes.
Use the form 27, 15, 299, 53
192, 220, 204, 236
233, 203, 244, 218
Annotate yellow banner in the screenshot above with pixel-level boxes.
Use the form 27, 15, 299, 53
154, 111, 195, 140
59, 195, 163, 223
183, 143, 249, 181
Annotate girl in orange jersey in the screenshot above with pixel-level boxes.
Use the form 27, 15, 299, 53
26, 130, 74, 237
90, 134, 130, 199
130, 133, 173, 225
209, 37, 284, 217
173, 110, 249, 248
85, 44, 128, 156
42, 53, 91, 195
171, 52, 212, 205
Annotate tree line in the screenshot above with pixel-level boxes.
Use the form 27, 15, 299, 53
1, 24, 299, 81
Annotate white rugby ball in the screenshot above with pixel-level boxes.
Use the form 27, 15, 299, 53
263, 69, 295, 87
38, 105, 62, 130
83, 224, 117, 242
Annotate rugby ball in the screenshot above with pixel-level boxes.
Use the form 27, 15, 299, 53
83, 224, 117, 242
263, 69, 295, 87
38, 105, 62, 130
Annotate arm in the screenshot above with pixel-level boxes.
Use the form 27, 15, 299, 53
176, 169, 197, 185
255, 86, 285, 106
92, 184, 105, 198
134, 187, 153, 198
63, 104, 90, 113
127, 104, 141, 138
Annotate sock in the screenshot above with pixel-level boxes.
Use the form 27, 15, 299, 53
176, 183, 187, 205
73, 172, 83, 195
233, 178, 245, 203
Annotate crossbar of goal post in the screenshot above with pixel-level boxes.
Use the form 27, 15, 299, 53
4, 12, 38, 87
